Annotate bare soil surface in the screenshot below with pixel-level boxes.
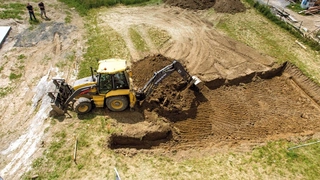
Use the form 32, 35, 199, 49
109, 54, 320, 153
164, 0, 246, 13
1, 0, 320, 179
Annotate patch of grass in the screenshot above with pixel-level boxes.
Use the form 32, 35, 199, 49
129, 27, 149, 52
65, 10, 72, 23
18, 65, 25, 70
17, 54, 26, 60
287, 2, 305, 13
0, 86, 13, 98
59, 0, 151, 16
0, 3, 25, 19
148, 27, 171, 48
9, 72, 22, 80
28, 19, 41, 28
251, 140, 320, 179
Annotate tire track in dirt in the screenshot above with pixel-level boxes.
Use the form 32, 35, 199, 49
101, 5, 320, 152
98, 5, 275, 82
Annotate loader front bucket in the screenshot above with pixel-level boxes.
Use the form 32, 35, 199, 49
48, 79, 74, 116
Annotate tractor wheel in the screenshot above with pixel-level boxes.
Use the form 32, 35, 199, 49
74, 97, 92, 115
106, 96, 128, 112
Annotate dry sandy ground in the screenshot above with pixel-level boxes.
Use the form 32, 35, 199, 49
0, 0, 320, 179
0, 0, 86, 179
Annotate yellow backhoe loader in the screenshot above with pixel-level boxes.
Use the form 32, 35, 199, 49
48, 58, 202, 116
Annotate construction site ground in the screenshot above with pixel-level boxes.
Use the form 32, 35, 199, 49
1, 0, 320, 179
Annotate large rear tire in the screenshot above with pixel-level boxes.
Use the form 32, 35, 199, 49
74, 97, 92, 115
106, 96, 128, 112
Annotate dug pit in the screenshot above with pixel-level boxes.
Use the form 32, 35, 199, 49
108, 54, 320, 151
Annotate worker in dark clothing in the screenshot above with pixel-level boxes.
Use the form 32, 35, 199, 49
26, 3, 36, 21
38, 2, 48, 19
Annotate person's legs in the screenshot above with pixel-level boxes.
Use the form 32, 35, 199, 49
43, 10, 47, 18
29, 12, 32, 20
32, 12, 36, 20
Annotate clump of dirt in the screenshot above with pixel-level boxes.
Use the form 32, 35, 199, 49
163, 0, 216, 10
213, 0, 247, 14
163, 0, 246, 13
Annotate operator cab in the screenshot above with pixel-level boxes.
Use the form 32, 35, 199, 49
97, 59, 130, 94
98, 72, 129, 93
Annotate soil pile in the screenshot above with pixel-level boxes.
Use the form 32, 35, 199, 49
131, 54, 198, 121
164, 0, 246, 13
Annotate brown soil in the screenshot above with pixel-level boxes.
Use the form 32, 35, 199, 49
109, 54, 320, 151
164, 0, 246, 13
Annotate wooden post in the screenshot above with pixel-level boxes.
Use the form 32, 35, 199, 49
299, 21, 303, 29
295, 40, 307, 49
73, 136, 78, 164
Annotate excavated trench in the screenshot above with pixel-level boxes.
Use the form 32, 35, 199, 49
108, 56, 320, 150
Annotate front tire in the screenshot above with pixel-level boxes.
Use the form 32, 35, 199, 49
106, 96, 129, 111
74, 97, 92, 115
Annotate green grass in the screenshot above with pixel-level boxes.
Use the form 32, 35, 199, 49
251, 141, 320, 179
129, 27, 149, 51
287, 2, 305, 13
65, 10, 72, 23
0, 86, 13, 98
9, 72, 22, 80
148, 27, 171, 48
0, 3, 25, 19
58, 0, 152, 16
17, 54, 26, 60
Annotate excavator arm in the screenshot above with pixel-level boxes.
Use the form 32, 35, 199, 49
135, 60, 202, 101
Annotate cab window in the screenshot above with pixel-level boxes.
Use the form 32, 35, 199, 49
113, 72, 129, 89
99, 74, 112, 94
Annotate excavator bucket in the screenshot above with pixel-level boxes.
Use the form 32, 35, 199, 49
136, 60, 204, 101
190, 75, 204, 91
48, 79, 73, 116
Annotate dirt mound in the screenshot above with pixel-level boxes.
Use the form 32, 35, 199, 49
131, 54, 199, 122
214, 0, 247, 14
163, 0, 246, 13
163, 0, 216, 10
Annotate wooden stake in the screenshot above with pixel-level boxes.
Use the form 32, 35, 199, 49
73, 136, 78, 164
295, 40, 307, 49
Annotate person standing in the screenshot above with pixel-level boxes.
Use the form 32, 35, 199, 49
38, 2, 48, 19
26, 3, 36, 21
